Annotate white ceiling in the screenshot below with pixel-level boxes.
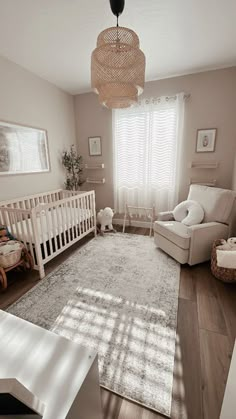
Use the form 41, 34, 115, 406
0, 0, 235, 95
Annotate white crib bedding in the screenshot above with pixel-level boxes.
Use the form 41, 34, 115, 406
10, 207, 93, 245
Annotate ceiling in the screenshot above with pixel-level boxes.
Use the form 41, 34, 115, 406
0, 0, 235, 95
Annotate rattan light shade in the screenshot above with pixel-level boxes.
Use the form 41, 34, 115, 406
91, 26, 145, 109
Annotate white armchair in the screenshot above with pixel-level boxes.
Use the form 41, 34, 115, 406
154, 185, 236, 265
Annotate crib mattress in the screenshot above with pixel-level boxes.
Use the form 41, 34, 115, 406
9, 207, 93, 245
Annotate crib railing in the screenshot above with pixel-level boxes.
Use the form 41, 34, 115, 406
0, 190, 96, 279
0, 189, 63, 210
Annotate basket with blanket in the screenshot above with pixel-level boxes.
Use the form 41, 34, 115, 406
0, 241, 23, 269
211, 238, 236, 283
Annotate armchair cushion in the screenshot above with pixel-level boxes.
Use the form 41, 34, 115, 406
187, 185, 235, 224
154, 220, 190, 249
157, 211, 174, 221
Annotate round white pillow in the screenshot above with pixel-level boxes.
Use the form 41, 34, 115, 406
173, 200, 204, 226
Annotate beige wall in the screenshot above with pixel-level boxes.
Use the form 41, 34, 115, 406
233, 154, 236, 191
75, 67, 236, 210
74, 93, 113, 209
0, 56, 76, 201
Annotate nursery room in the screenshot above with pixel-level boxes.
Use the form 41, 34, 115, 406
0, 1, 235, 418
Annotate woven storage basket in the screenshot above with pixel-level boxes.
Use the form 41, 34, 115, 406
211, 239, 236, 283
0, 241, 23, 269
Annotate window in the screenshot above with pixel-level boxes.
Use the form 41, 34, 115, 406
113, 94, 185, 214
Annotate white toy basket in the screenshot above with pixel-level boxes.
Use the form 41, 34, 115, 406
211, 239, 236, 283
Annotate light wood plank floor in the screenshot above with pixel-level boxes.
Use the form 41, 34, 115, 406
0, 226, 235, 419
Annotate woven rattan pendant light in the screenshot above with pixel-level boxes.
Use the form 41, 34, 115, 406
91, 0, 145, 109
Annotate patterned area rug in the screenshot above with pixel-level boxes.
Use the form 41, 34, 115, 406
8, 233, 180, 416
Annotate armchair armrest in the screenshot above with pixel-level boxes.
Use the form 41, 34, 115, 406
157, 211, 174, 221
188, 222, 229, 265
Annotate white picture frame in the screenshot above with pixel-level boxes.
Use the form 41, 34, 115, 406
88, 136, 102, 156
196, 128, 217, 153
0, 120, 50, 175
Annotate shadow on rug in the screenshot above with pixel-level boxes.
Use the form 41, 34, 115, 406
8, 233, 180, 417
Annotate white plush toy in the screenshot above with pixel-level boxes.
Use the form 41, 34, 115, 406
97, 207, 116, 235
217, 237, 236, 251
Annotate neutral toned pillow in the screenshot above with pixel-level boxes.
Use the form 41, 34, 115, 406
173, 200, 204, 226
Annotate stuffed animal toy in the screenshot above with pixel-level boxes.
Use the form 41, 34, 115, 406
227, 237, 236, 248
217, 237, 236, 251
97, 207, 116, 235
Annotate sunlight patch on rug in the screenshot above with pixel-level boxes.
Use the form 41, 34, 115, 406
8, 233, 180, 416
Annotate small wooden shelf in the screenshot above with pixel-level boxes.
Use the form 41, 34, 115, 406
85, 163, 105, 169
86, 178, 105, 184
189, 161, 219, 169
189, 178, 217, 186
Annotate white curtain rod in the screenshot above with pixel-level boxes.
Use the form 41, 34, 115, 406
168, 93, 191, 100
151, 93, 190, 101
138, 93, 191, 106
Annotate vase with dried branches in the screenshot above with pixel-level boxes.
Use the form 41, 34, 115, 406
62, 145, 85, 191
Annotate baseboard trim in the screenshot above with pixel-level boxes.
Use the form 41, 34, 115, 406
113, 218, 153, 229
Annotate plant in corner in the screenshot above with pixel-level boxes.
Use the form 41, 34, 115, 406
62, 145, 85, 191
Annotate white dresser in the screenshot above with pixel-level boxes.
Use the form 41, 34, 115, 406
0, 311, 102, 419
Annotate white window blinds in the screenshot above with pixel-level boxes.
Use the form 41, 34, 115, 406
113, 94, 185, 214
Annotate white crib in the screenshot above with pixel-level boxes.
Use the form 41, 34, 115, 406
0, 189, 96, 279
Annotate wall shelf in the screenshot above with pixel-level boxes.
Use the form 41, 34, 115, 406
85, 163, 104, 169
189, 161, 219, 169
189, 178, 217, 186
86, 178, 105, 184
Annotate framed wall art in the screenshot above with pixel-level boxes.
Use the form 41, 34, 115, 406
88, 136, 102, 156
0, 121, 50, 175
196, 128, 217, 153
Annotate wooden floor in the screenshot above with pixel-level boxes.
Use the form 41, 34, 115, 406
0, 226, 236, 419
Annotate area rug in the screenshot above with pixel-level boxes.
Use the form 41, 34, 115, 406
8, 233, 180, 417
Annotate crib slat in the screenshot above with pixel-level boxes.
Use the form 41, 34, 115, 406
88, 194, 92, 230
50, 205, 59, 253
75, 197, 80, 239
68, 200, 75, 241
80, 196, 84, 235
85, 195, 88, 230
55, 204, 62, 250
25, 215, 35, 267
85, 196, 88, 232
88, 194, 91, 231
92, 191, 96, 230
45, 207, 53, 257
18, 212, 26, 247
84, 196, 88, 231
39, 209, 47, 259
83, 196, 86, 233
6, 211, 14, 237
65, 201, 71, 242
61, 202, 67, 246
13, 210, 20, 240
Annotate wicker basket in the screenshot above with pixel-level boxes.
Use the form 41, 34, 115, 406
211, 239, 236, 283
0, 241, 23, 269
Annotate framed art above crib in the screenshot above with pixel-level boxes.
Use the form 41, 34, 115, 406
0, 120, 50, 175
